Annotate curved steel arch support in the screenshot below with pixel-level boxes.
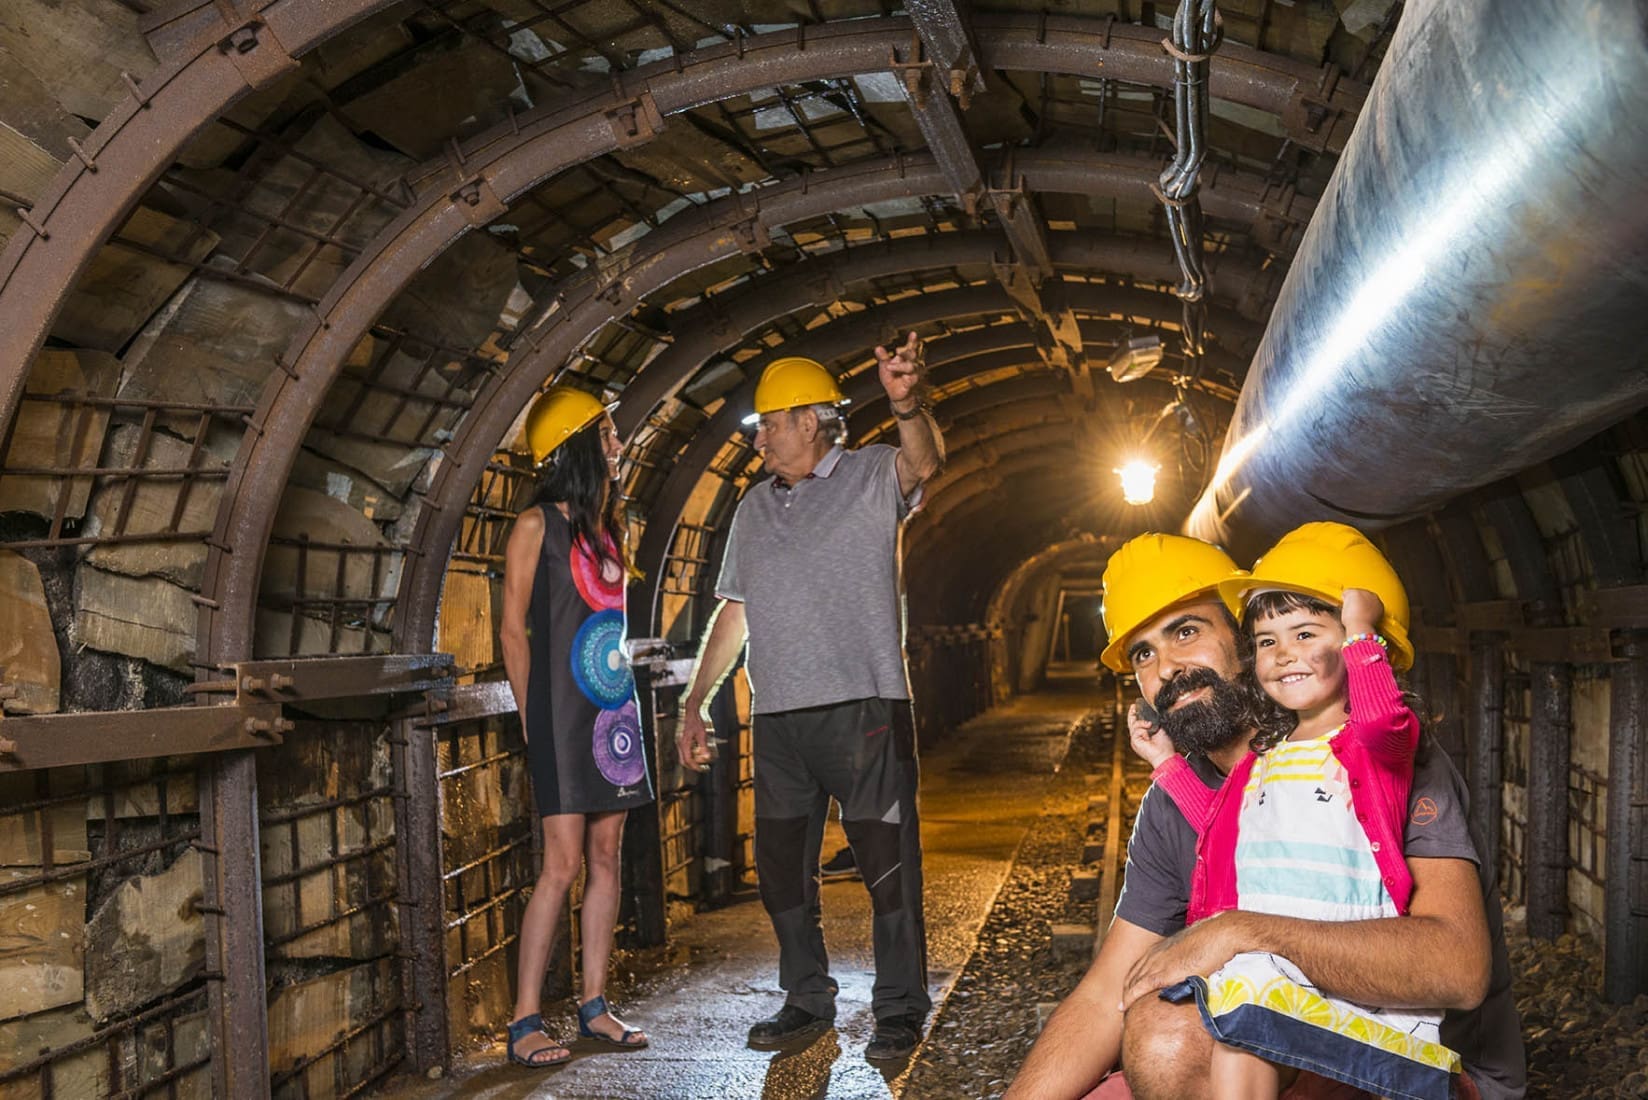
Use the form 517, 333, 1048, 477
395, 140, 1285, 655
207, 18, 920, 668
0, 0, 398, 439
369, 16, 1342, 657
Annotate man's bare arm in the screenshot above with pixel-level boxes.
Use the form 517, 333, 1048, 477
674, 600, 748, 770
1005, 918, 1163, 1099
1122, 856, 1491, 1012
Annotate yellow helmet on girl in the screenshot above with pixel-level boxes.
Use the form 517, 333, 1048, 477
1218, 521, 1414, 671
523, 386, 606, 465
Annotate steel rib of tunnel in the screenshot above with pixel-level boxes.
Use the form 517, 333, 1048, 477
1185, 0, 1648, 559
165, 14, 1341, 668
0, 10, 1352, 442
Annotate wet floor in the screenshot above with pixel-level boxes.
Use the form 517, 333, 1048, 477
393, 667, 1104, 1099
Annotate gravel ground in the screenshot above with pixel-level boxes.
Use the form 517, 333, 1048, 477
903, 710, 1144, 1099
1508, 919, 1648, 1099
903, 707, 1648, 1100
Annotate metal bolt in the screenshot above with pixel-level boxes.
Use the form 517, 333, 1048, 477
270, 673, 294, 691
226, 26, 259, 55
0, 738, 15, 755
241, 675, 266, 693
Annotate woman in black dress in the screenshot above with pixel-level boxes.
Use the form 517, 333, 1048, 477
500, 387, 654, 1068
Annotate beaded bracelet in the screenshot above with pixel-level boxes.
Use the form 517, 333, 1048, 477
1342, 632, 1388, 650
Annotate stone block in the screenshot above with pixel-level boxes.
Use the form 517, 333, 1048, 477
74, 567, 196, 672
83, 848, 204, 1021
83, 425, 222, 587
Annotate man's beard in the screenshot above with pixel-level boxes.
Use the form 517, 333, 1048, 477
1153, 667, 1249, 757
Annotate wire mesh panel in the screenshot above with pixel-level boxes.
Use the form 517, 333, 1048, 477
436, 712, 544, 1048
258, 725, 404, 1099
0, 761, 212, 1098
1567, 762, 1609, 931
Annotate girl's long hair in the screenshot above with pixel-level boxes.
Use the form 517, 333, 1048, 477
1239, 589, 1423, 753
530, 417, 627, 575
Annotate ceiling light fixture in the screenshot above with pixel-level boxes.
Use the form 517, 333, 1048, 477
1117, 460, 1159, 505
1106, 334, 1164, 383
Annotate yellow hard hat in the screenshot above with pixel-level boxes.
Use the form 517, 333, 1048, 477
1218, 521, 1414, 671
523, 386, 605, 465
1099, 533, 1244, 673
748, 356, 846, 422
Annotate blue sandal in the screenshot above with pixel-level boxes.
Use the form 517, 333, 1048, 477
506, 1013, 571, 1067
577, 995, 649, 1048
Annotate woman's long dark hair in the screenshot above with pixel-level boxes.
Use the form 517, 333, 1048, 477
530, 417, 628, 575
1239, 589, 1423, 753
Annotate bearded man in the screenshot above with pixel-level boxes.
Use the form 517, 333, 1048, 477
1005, 534, 1525, 1100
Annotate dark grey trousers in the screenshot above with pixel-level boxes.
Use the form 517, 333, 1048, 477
752, 696, 931, 1023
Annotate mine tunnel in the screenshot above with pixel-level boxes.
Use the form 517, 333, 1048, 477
1, 0, 1646, 1096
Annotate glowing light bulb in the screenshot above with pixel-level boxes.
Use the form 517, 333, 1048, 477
1117, 460, 1158, 505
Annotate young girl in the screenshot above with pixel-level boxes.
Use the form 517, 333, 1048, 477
500, 387, 654, 1068
1130, 522, 1462, 1100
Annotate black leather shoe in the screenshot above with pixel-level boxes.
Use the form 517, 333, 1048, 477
864, 1014, 924, 1062
747, 1005, 831, 1047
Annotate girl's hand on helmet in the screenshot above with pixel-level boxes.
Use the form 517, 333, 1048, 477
1341, 587, 1384, 637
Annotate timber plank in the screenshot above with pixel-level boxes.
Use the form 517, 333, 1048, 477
0, 0, 156, 123
0, 1004, 107, 1098
0, 871, 86, 1020
0, 550, 60, 715
83, 426, 223, 588
0, 348, 119, 523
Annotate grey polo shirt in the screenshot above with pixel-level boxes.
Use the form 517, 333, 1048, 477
716, 444, 918, 715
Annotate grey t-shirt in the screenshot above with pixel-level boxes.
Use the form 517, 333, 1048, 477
716, 444, 917, 715
1113, 736, 1525, 1099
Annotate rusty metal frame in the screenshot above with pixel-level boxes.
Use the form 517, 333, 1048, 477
0, 14, 1358, 1090
0, 0, 399, 435
160, 16, 1342, 671
0, 700, 286, 771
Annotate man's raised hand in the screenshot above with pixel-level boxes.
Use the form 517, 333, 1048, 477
875, 331, 926, 408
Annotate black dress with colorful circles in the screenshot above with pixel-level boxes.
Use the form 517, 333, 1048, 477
523, 505, 655, 817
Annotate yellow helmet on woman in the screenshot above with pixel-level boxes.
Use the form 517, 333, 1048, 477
523, 386, 606, 465
1218, 521, 1414, 670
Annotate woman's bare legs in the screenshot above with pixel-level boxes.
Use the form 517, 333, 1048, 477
510, 813, 587, 1061
578, 810, 646, 1043
1210, 1043, 1283, 1099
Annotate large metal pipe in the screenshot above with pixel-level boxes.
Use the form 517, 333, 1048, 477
1186, 0, 1648, 557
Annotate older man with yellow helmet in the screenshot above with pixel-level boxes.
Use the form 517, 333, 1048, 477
1009, 529, 1524, 1100
676, 334, 944, 1063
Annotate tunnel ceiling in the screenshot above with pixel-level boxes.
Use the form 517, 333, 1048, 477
0, 0, 1400, 668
